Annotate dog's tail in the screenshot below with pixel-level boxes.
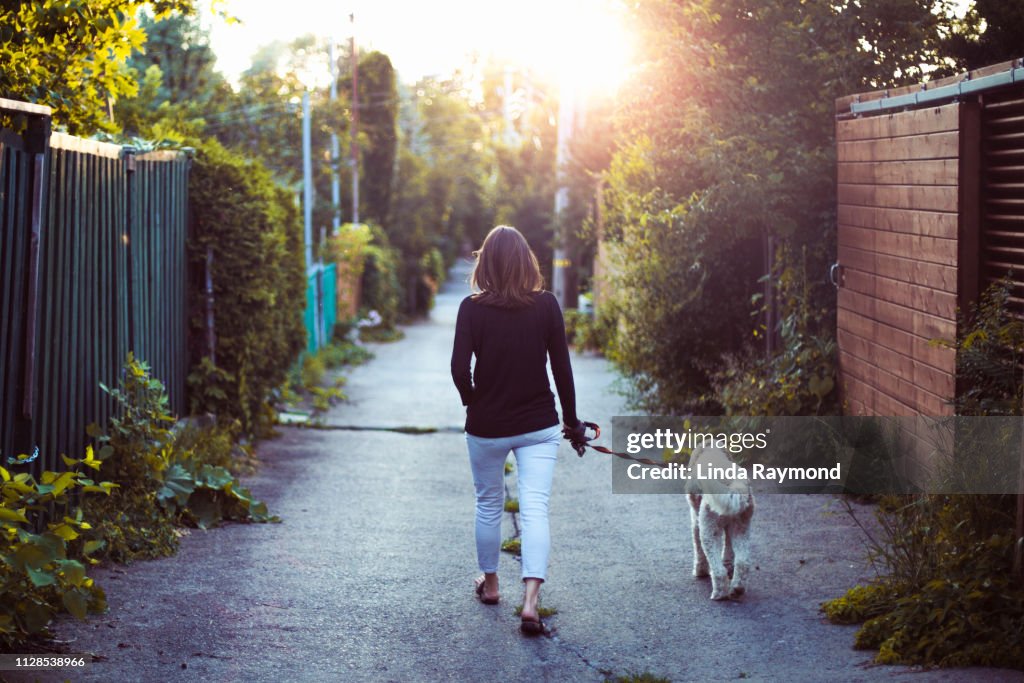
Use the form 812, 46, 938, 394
703, 490, 754, 518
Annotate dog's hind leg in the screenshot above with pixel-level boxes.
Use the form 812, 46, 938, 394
723, 531, 735, 579
728, 507, 754, 599
688, 494, 709, 578
698, 506, 729, 600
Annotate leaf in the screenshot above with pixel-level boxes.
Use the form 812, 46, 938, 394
83, 540, 106, 556
21, 601, 53, 634
0, 466, 10, 482
62, 588, 89, 620
186, 489, 223, 530
49, 523, 79, 541
49, 470, 77, 497
158, 463, 195, 507
56, 559, 86, 587
0, 507, 29, 524
25, 566, 56, 587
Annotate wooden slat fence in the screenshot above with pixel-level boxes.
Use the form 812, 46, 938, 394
0, 103, 189, 477
835, 104, 963, 417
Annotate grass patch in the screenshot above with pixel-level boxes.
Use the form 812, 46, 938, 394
604, 674, 672, 683
514, 604, 558, 618
359, 326, 405, 343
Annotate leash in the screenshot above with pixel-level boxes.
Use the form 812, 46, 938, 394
569, 421, 672, 468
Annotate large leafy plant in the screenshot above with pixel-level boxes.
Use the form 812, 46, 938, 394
0, 448, 115, 647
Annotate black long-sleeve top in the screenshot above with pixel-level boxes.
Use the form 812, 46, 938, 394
451, 291, 579, 438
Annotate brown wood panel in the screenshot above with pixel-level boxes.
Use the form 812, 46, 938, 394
838, 184, 957, 212
838, 244, 958, 292
840, 367, 924, 416
838, 131, 959, 162
837, 328, 955, 398
838, 288, 956, 341
840, 350, 952, 415
838, 159, 959, 186
837, 205, 957, 238
836, 105, 960, 141
838, 308, 955, 373
838, 225, 957, 266
842, 269, 957, 319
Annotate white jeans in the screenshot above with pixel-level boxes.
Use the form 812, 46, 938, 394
466, 424, 561, 582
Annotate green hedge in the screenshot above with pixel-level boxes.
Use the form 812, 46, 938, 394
187, 139, 306, 435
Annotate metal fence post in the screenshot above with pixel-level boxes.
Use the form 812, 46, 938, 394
123, 146, 137, 355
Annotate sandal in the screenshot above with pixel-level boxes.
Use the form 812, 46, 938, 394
519, 614, 547, 637
474, 576, 499, 605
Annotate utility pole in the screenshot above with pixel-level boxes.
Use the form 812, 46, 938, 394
551, 83, 575, 310
349, 12, 360, 225
302, 90, 314, 270
503, 65, 515, 147
329, 41, 341, 234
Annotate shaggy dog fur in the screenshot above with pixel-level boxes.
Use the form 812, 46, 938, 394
687, 446, 755, 601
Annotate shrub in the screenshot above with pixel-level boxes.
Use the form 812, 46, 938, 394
712, 246, 837, 416
83, 356, 276, 563
359, 227, 403, 330
187, 138, 307, 437
564, 307, 618, 355
822, 280, 1024, 669
0, 448, 115, 648
414, 246, 447, 313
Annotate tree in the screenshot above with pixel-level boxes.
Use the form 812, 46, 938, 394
344, 51, 398, 227
0, 0, 197, 134
941, 0, 1024, 71
601, 0, 960, 413
114, 10, 232, 142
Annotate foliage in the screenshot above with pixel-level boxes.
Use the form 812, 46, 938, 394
941, 0, 1024, 71
318, 340, 374, 369
513, 604, 558, 618
600, 0, 960, 413
83, 356, 276, 563
603, 674, 672, 683
0, 450, 114, 648
712, 246, 837, 415
563, 307, 618, 355
344, 51, 398, 227
943, 277, 1024, 416
823, 281, 1024, 669
359, 226, 404, 330
823, 495, 1024, 668
500, 538, 521, 554
0, 0, 198, 134
389, 74, 493, 314
416, 247, 447, 312
114, 10, 233, 143
187, 138, 307, 437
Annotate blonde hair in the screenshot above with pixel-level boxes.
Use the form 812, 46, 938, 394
470, 225, 544, 308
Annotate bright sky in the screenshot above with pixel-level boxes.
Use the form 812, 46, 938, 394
205, 0, 634, 91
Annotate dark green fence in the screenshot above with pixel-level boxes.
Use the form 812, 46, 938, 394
0, 101, 189, 477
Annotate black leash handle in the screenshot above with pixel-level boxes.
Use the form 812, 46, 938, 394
569, 421, 671, 468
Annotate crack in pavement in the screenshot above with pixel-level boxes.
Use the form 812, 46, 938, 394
284, 424, 465, 434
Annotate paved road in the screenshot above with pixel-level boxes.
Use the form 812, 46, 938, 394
13, 261, 1023, 682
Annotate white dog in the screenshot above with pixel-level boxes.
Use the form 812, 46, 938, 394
686, 446, 755, 601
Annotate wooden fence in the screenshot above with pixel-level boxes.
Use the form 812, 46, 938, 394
0, 100, 189, 476
835, 59, 1024, 417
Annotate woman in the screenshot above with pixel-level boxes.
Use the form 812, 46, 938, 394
451, 225, 584, 636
